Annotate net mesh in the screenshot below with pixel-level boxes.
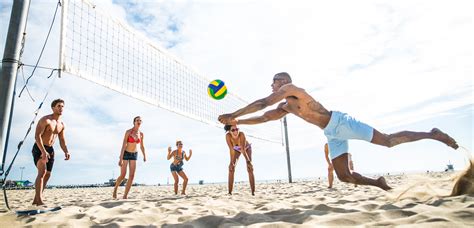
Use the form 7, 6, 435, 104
60, 0, 282, 143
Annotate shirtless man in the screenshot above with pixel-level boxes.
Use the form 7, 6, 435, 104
218, 72, 458, 190
32, 99, 71, 205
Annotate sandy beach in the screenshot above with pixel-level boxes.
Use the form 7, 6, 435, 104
1, 172, 473, 227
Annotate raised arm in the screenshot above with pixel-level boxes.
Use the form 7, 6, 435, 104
185, 149, 192, 161
58, 122, 70, 160
236, 103, 288, 125
218, 84, 293, 124
167, 147, 173, 160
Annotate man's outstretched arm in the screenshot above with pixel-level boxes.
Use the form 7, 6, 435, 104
236, 107, 288, 125
219, 85, 292, 124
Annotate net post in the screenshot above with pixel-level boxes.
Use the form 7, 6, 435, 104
283, 116, 292, 183
0, 0, 31, 174
58, 0, 68, 78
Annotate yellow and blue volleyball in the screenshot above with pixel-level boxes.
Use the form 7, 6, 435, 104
207, 79, 227, 100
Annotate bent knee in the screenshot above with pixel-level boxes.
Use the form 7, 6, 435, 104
337, 174, 354, 183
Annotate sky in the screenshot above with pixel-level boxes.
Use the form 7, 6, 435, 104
0, 0, 472, 186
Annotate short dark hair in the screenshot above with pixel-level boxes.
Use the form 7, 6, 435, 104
176, 140, 183, 146
224, 125, 232, 132
51, 99, 64, 108
274, 72, 292, 83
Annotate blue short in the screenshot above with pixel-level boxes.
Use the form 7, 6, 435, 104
123, 151, 138, 160
170, 162, 183, 172
324, 111, 374, 159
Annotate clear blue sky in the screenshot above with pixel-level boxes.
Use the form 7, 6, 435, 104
1, 0, 472, 186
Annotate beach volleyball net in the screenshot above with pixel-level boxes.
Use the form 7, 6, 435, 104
59, 0, 282, 143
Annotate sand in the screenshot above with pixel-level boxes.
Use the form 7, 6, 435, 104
1, 172, 473, 227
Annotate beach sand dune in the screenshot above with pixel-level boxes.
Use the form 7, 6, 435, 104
1, 172, 473, 227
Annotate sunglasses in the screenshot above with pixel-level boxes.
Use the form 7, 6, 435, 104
177, 143, 183, 146
230, 128, 239, 132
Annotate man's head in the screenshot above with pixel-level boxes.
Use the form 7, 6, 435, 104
272, 72, 292, 92
51, 99, 65, 115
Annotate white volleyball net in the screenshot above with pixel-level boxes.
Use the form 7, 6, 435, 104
59, 0, 282, 143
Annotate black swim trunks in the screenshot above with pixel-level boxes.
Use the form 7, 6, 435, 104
32, 144, 55, 172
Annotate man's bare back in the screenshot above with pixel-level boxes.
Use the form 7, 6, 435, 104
278, 84, 331, 129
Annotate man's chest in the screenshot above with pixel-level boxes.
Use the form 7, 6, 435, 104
45, 121, 63, 134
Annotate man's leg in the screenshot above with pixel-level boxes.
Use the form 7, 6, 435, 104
348, 154, 357, 187
371, 128, 458, 149
332, 153, 391, 191
42, 171, 51, 191
33, 161, 47, 205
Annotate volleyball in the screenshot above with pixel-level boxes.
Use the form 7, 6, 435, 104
207, 79, 227, 100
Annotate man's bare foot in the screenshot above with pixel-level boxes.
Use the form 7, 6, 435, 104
112, 191, 117, 199
431, 128, 459, 149
32, 201, 44, 206
181, 192, 186, 195
123, 195, 128, 199
328, 186, 332, 189
377, 177, 392, 191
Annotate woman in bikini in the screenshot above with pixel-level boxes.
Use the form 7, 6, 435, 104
113, 116, 147, 199
225, 124, 255, 195
167, 140, 192, 195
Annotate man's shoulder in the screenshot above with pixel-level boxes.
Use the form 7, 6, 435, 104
280, 83, 299, 90
39, 114, 53, 123
280, 83, 306, 96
